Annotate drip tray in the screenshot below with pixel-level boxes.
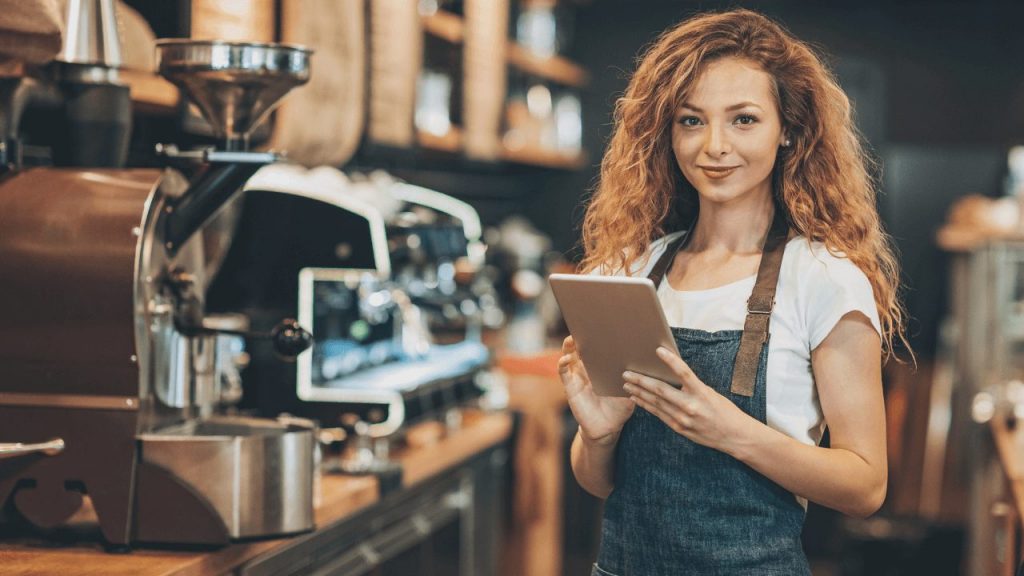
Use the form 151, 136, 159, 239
134, 415, 315, 545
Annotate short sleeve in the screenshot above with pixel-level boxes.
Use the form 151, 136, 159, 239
804, 254, 882, 351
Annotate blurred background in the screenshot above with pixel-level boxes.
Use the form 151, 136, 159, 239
1, 1, 1024, 575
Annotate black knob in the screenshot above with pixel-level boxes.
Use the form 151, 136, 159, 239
270, 319, 312, 359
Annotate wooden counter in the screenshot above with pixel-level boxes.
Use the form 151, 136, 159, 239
0, 475, 378, 576
0, 411, 513, 576
397, 409, 513, 488
497, 348, 570, 576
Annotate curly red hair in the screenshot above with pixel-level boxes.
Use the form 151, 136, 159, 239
579, 9, 908, 357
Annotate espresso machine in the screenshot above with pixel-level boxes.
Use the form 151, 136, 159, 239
0, 37, 318, 547
200, 166, 497, 477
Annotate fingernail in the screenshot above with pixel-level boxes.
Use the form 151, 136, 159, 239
622, 371, 633, 379
656, 347, 668, 356
623, 383, 633, 392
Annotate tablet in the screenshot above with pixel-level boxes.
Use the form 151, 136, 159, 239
549, 273, 680, 397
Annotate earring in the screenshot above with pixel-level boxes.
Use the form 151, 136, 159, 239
782, 138, 792, 147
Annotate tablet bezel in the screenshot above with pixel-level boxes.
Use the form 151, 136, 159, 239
549, 273, 681, 397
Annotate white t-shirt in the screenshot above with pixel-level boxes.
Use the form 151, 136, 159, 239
602, 231, 882, 451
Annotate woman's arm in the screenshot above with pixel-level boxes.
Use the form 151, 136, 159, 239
623, 311, 887, 517
729, 312, 887, 517
570, 429, 620, 499
559, 336, 636, 499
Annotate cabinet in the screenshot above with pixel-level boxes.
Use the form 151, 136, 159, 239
242, 442, 511, 576
938, 235, 1024, 575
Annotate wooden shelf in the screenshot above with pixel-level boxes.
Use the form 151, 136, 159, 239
120, 69, 179, 113
936, 224, 1024, 253
501, 144, 586, 169
421, 10, 465, 44
506, 43, 588, 87
369, 3, 590, 171
417, 126, 464, 154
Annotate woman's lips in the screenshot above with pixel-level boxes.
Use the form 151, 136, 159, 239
699, 166, 739, 179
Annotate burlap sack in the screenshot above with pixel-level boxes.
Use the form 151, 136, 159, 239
0, 0, 63, 70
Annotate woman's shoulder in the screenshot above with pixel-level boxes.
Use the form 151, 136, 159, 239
781, 236, 881, 345
782, 236, 870, 285
590, 231, 687, 277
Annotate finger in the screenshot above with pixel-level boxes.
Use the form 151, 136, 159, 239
626, 378, 706, 422
630, 393, 688, 434
623, 380, 682, 420
557, 354, 573, 373
558, 354, 586, 380
624, 371, 688, 403
562, 335, 576, 354
655, 347, 705, 389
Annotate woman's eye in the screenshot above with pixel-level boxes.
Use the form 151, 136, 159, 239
679, 116, 702, 127
735, 114, 758, 125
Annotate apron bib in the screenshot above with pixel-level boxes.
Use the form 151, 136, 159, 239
594, 210, 811, 576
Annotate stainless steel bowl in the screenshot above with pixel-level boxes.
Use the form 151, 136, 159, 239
136, 414, 316, 541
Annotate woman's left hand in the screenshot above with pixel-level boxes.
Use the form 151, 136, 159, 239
622, 347, 756, 454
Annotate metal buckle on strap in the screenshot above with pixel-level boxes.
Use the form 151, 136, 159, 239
746, 294, 774, 315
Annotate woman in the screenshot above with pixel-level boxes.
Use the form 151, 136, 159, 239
559, 9, 908, 575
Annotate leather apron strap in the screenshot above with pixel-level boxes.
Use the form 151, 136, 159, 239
647, 208, 790, 397
730, 209, 789, 396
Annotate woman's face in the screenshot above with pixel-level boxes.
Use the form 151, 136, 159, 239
671, 57, 786, 206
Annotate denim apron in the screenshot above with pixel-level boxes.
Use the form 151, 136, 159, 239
593, 210, 811, 576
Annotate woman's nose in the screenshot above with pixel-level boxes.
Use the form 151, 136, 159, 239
703, 124, 731, 157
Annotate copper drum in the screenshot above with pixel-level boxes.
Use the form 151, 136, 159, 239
0, 166, 196, 545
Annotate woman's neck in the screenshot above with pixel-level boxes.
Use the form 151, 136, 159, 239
688, 191, 775, 254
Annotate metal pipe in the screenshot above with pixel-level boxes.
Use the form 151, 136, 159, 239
0, 438, 65, 460
162, 161, 266, 256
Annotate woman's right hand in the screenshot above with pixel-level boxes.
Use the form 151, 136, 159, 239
559, 335, 635, 446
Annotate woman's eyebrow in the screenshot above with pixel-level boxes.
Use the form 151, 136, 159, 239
679, 101, 765, 112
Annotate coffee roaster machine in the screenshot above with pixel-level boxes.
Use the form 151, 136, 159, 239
0, 35, 320, 547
